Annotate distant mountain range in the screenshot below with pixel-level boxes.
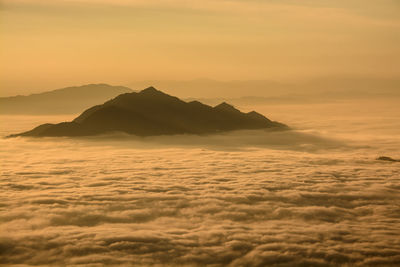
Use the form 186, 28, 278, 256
0, 84, 132, 114
2, 77, 399, 115
10, 87, 287, 137
128, 77, 400, 99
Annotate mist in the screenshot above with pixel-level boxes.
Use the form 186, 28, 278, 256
1, 94, 400, 266
1, 98, 400, 266
1, 0, 400, 95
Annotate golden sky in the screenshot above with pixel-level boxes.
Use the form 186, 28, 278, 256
1, 0, 399, 95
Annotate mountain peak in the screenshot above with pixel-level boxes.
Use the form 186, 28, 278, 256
247, 111, 271, 121
214, 102, 240, 113
140, 86, 160, 94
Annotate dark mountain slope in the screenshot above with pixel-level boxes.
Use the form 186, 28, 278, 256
0, 84, 132, 114
10, 87, 288, 137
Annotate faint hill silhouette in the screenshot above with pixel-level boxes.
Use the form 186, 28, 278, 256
10, 87, 288, 137
0, 84, 132, 114
128, 77, 400, 100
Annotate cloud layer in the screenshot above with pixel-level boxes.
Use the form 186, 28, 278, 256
1, 99, 400, 266
1, 135, 399, 266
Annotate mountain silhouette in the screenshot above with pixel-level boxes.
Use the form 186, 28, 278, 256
10, 87, 288, 137
0, 84, 132, 114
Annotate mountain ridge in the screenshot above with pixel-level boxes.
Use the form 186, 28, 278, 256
9, 87, 288, 137
0, 84, 133, 114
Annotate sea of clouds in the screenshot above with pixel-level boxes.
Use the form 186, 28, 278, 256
1, 99, 399, 266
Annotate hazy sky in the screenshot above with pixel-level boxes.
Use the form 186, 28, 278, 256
1, 0, 399, 95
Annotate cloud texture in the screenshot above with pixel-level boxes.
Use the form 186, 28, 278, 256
1, 136, 400, 266
1, 99, 400, 266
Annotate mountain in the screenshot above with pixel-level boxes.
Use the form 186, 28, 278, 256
0, 84, 132, 114
10, 87, 288, 137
